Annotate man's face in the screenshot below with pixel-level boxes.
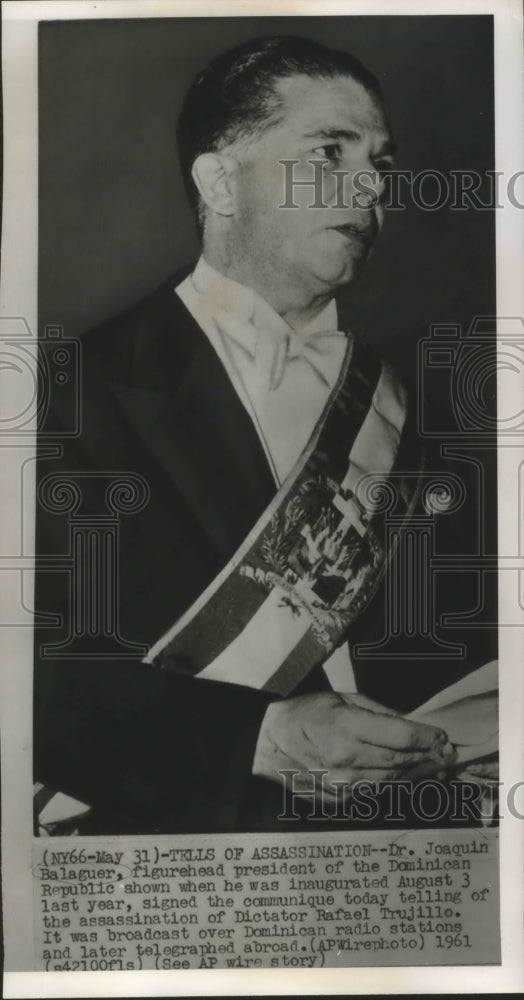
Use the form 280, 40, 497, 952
230, 73, 394, 305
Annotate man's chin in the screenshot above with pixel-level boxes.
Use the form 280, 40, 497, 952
309, 253, 367, 293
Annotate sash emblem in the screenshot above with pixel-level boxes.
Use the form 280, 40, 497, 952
241, 474, 383, 650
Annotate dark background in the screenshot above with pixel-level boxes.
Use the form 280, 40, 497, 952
39, 15, 495, 387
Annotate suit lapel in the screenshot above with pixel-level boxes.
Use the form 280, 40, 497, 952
110, 279, 276, 560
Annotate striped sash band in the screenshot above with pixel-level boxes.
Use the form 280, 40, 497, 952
147, 337, 423, 696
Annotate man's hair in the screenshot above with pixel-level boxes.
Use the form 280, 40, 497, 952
176, 34, 382, 224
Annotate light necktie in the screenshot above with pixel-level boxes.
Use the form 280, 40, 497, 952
215, 309, 347, 392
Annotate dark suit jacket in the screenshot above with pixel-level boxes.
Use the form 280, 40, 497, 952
34, 271, 497, 833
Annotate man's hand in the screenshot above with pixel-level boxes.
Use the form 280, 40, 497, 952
252, 691, 456, 801
450, 754, 499, 786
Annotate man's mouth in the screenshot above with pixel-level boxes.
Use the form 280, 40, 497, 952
330, 223, 374, 248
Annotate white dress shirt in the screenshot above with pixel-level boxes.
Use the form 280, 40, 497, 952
175, 256, 357, 692
176, 256, 348, 485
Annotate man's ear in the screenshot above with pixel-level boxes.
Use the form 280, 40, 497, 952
191, 152, 238, 218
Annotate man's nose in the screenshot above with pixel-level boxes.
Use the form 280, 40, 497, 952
356, 164, 387, 210
343, 150, 388, 210
370, 170, 387, 207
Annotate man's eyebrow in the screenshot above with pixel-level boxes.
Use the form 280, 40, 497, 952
302, 127, 396, 156
302, 127, 358, 142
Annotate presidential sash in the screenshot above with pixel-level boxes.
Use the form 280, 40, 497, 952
146, 337, 425, 696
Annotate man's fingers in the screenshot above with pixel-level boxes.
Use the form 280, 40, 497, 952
329, 767, 407, 787
336, 693, 451, 752
338, 692, 401, 716
349, 744, 444, 770
455, 757, 499, 782
344, 703, 451, 753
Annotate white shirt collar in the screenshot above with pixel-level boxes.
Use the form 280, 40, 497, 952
190, 255, 339, 343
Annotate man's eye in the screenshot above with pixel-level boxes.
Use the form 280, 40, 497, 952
312, 143, 341, 162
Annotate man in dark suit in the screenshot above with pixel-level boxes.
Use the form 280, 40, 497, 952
34, 36, 497, 834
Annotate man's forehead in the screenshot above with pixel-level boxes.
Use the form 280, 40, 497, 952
273, 72, 389, 138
